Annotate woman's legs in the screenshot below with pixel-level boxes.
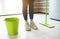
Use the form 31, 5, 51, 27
22, 0, 38, 31
22, 0, 31, 31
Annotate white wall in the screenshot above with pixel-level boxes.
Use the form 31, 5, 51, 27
49, 0, 60, 20
0, 0, 22, 15
0, 0, 3, 14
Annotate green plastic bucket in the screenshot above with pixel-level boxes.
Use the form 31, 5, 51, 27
4, 17, 19, 35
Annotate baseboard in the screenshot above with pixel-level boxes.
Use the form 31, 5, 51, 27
0, 12, 49, 17
50, 18, 60, 21
0, 14, 22, 17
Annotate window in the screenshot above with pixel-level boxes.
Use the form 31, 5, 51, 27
0, 0, 22, 15
0, 0, 2, 14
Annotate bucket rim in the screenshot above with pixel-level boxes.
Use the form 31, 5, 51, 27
4, 17, 19, 22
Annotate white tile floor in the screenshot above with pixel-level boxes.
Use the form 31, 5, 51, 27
0, 14, 60, 39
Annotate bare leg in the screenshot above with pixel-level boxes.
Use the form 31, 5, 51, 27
22, 0, 31, 31
29, 0, 38, 30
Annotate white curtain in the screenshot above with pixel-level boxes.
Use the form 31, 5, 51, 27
0, 0, 22, 15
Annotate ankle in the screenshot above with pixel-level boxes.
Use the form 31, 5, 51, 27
25, 20, 28, 22
30, 19, 33, 22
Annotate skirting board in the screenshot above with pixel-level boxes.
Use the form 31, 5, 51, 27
50, 18, 60, 21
